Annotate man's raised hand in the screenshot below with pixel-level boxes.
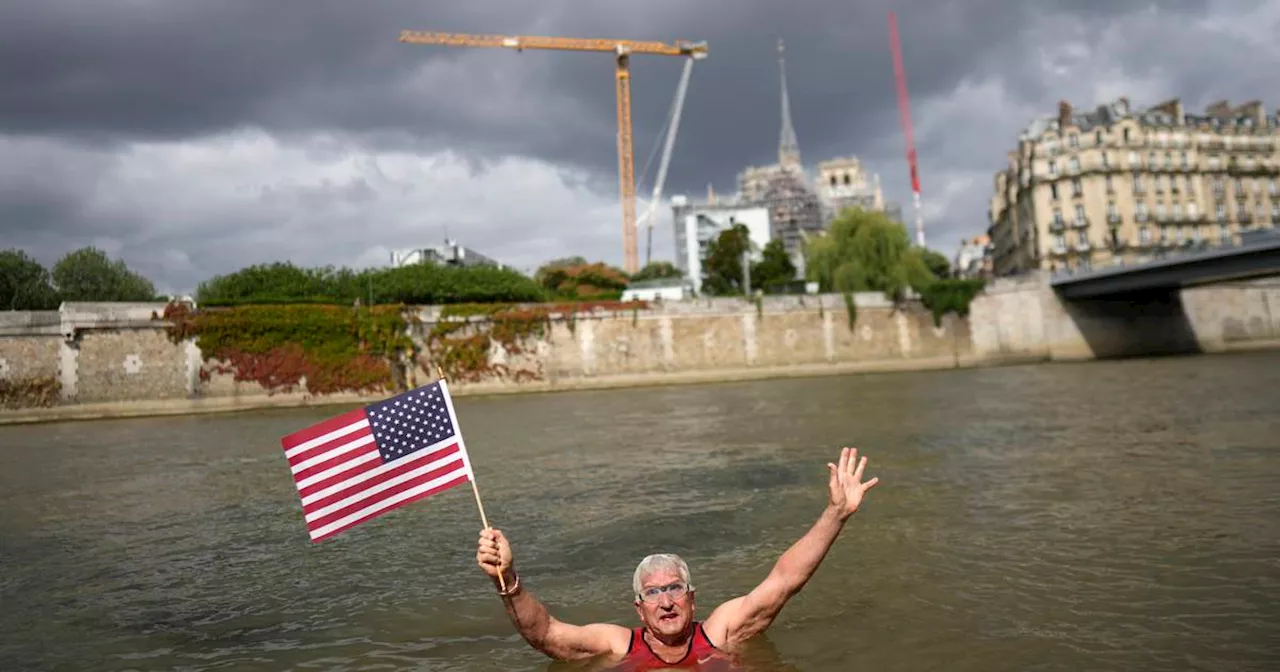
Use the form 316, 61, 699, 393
826, 447, 880, 521
477, 528, 513, 581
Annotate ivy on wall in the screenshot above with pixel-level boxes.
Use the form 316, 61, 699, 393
161, 299, 650, 393
0, 376, 60, 409
425, 300, 647, 383
161, 302, 417, 395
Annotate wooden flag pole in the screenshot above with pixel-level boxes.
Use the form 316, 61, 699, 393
437, 364, 505, 592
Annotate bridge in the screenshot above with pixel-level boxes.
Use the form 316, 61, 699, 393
1051, 230, 1280, 300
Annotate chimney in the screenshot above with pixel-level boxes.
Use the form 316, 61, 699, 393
1206, 100, 1231, 117
1235, 100, 1264, 125
1058, 100, 1073, 127
1153, 98, 1184, 125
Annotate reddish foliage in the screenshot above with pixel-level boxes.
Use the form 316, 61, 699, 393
205, 343, 392, 396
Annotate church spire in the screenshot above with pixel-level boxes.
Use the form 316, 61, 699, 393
777, 38, 801, 170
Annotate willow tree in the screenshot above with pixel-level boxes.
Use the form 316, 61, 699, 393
803, 208, 934, 301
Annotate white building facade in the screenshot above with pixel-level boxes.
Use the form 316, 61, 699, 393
670, 195, 773, 295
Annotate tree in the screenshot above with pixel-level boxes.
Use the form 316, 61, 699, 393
920, 248, 952, 280
630, 261, 683, 283
51, 247, 157, 302
701, 224, 750, 295
803, 208, 933, 300
751, 239, 797, 293
533, 258, 629, 299
0, 249, 59, 310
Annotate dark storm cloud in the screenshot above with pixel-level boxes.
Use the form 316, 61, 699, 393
1, 0, 1213, 178
0, 0, 1271, 291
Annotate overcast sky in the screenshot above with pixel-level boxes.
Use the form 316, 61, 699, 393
2, 0, 1277, 295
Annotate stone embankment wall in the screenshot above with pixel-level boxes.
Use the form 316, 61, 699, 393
0, 294, 971, 417
4, 273, 1277, 422
968, 272, 1280, 360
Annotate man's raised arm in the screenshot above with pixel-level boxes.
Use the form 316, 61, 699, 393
704, 447, 880, 648
477, 528, 630, 661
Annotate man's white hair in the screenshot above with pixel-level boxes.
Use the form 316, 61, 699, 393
632, 553, 694, 601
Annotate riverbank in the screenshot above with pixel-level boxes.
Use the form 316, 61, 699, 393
4, 275, 1277, 425
0, 352, 1024, 425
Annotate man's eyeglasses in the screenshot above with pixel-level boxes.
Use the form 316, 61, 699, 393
638, 581, 689, 603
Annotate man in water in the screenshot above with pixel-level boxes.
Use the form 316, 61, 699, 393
476, 446, 880, 669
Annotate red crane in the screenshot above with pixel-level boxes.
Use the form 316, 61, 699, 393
888, 12, 925, 248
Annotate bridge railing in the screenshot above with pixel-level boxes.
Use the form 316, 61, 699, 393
1050, 228, 1280, 280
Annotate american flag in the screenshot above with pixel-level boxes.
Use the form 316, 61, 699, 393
279, 379, 474, 543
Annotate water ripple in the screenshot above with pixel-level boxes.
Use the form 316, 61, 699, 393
2, 352, 1279, 671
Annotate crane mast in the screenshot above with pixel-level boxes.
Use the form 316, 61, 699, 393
399, 30, 708, 274
888, 13, 925, 248
642, 56, 696, 267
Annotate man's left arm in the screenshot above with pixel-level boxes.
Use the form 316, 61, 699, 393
703, 447, 879, 648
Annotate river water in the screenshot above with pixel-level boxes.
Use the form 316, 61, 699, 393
2, 352, 1279, 671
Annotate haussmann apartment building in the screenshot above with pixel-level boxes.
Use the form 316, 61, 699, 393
987, 97, 1280, 276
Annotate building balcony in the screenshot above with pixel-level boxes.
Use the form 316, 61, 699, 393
1050, 242, 1068, 256
1135, 212, 1149, 223
1049, 220, 1066, 233
1071, 217, 1089, 229
1107, 212, 1121, 224
1074, 239, 1091, 252
1228, 159, 1280, 176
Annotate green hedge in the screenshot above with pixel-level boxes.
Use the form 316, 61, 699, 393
917, 278, 986, 326
195, 262, 549, 306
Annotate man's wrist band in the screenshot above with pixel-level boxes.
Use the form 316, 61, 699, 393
497, 572, 521, 597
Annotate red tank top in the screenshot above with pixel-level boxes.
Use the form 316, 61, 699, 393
617, 622, 736, 671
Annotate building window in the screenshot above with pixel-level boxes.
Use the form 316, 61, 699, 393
1053, 209, 1064, 226
1218, 223, 1229, 241
1139, 226, 1151, 243
1133, 173, 1145, 193
1270, 179, 1278, 195
1048, 161, 1058, 176
1124, 128, 1132, 143
1164, 152, 1173, 169
1068, 134, 1079, 148
1069, 157, 1081, 173
1095, 130, 1103, 144
1105, 175, 1114, 193
1216, 203, 1227, 222
1180, 151, 1189, 169
1074, 204, 1086, 224
1187, 202, 1199, 219
1173, 203, 1183, 220
1136, 202, 1149, 220
1156, 203, 1166, 220
1213, 177, 1225, 194
1072, 178, 1082, 197
1054, 233, 1066, 249
1128, 150, 1139, 167
1050, 183, 1059, 200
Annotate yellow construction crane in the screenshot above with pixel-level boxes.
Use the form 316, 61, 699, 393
398, 30, 708, 274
